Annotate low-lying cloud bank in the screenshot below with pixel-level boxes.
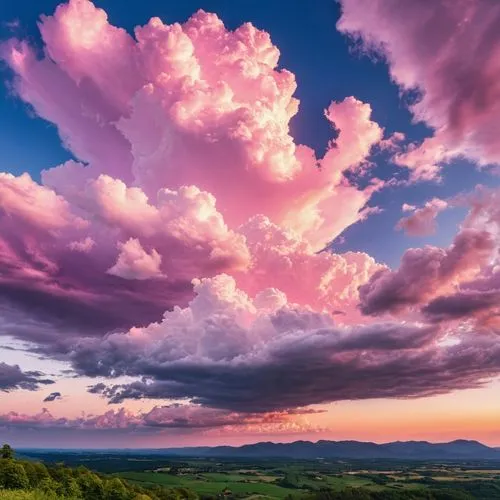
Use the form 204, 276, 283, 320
0, 404, 321, 436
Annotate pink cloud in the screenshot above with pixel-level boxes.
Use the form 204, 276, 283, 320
421, 188, 500, 327
237, 215, 383, 319
0, 0, 387, 345
402, 203, 416, 213
379, 131, 405, 152
338, 0, 500, 180
396, 198, 448, 237
3, 2, 385, 250
360, 228, 496, 316
107, 238, 163, 280
0, 404, 321, 435
361, 188, 500, 316
0, 172, 84, 231
68, 237, 95, 253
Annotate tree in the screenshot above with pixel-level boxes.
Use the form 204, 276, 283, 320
169, 465, 180, 475
77, 470, 105, 500
1, 444, 14, 459
38, 477, 58, 495
0, 460, 30, 489
19, 460, 49, 488
104, 477, 129, 500
279, 471, 301, 489
58, 477, 82, 498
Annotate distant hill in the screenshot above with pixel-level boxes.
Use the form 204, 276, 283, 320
160, 439, 500, 460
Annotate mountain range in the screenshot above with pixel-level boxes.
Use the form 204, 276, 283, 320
158, 439, 500, 460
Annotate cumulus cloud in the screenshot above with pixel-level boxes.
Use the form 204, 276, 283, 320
379, 132, 405, 153
338, 0, 500, 180
67, 275, 500, 412
0, 0, 388, 346
236, 216, 383, 319
402, 203, 416, 213
0, 362, 54, 392
107, 238, 163, 280
361, 187, 500, 317
420, 188, 500, 326
68, 237, 95, 253
43, 391, 62, 402
396, 198, 448, 237
360, 229, 496, 316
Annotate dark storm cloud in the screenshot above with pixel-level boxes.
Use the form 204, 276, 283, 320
0, 362, 54, 391
73, 317, 500, 412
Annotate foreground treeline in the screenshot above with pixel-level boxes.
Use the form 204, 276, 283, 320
0, 444, 198, 500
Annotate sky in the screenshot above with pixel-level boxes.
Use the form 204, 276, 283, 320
0, 0, 499, 449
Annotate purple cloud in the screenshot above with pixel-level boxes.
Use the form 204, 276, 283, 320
67, 276, 500, 412
0, 362, 54, 392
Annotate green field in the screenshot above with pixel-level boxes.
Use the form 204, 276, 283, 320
113, 460, 500, 499
113, 464, 475, 497
116, 470, 297, 498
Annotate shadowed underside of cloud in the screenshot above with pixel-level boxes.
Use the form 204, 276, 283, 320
338, 0, 500, 180
0, 362, 54, 391
72, 275, 500, 412
423, 267, 500, 327
359, 229, 495, 316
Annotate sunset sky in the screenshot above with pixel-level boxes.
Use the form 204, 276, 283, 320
0, 0, 499, 449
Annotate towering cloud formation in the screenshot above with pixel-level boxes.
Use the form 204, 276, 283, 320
338, 0, 500, 180
0, 0, 385, 347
